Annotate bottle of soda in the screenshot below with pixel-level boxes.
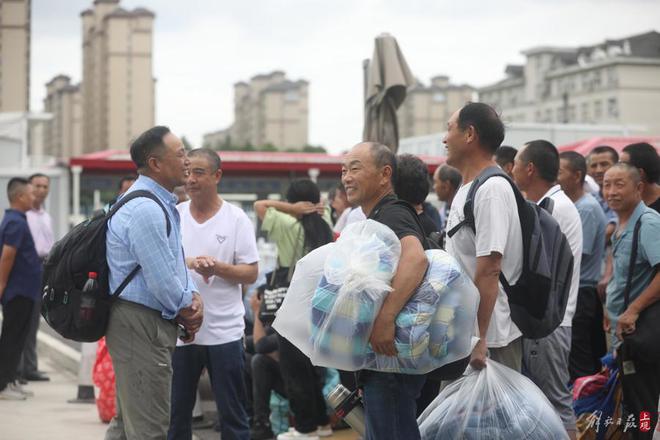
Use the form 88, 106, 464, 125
80, 271, 98, 321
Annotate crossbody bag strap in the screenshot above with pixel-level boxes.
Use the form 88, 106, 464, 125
623, 215, 645, 309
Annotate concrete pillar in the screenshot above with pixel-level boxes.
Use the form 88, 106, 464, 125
71, 165, 83, 225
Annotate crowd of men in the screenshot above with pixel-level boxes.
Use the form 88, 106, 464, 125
0, 102, 659, 440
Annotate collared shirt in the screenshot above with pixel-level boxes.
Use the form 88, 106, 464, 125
575, 193, 607, 287
606, 202, 660, 333
26, 207, 55, 258
106, 175, 195, 319
0, 209, 42, 305
594, 191, 618, 225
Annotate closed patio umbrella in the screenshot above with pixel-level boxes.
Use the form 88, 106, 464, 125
363, 33, 414, 153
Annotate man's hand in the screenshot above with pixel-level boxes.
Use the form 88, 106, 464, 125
603, 311, 611, 333
616, 307, 639, 340
469, 338, 488, 370
191, 256, 216, 282
250, 293, 262, 315
369, 311, 397, 357
178, 292, 204, 334
596, 276, 609, 302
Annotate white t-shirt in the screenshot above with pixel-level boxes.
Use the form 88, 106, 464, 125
446, 176, 523, 348
540, 185, 583, 327
177, 199, 259, 346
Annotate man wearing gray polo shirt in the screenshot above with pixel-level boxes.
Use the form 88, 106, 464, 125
558, 152, 608, 382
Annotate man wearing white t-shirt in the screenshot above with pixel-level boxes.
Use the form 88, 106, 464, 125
512, 140, 583, 434
169, 148, 259, 440
443, 103, 524, 372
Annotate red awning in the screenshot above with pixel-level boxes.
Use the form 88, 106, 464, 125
558, 137, 660, 155
69, 150, 446, 174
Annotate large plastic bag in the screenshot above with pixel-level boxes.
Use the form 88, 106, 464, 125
310, 220, 401, 368
93, 337, 116, 423
418, 360, 569, 439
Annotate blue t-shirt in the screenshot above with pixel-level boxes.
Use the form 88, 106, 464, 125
595, 191, 618, 225
0, 209, 42, 305
606, 202, 660, 332
575, 193, 607, 287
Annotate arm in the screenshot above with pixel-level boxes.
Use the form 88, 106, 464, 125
250, 294, 267, 344
597, 250, 613, 301
254, 200, 323, 222
126, 204, 194, 319
192, 258, 258, 285
470, 252, 503, 369
616, 271, 660, 339
369, 235, 428, 356
0, 245, 17, 300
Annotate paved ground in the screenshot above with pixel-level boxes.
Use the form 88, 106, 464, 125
0, 353, 359, 440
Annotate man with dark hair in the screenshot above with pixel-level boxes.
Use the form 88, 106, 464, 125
118, 175, 137, 195
395, 154, 438, 236
588, 146, 619, 186
17, 173, 54, 383
443, 103, 523, 372
513, 141, 583, 434
602, 162, 660, 438
621, 142, 660, 213
494, 145, 517, 178
342, 141, 429, 440
105, 126, 204, 439
558, 151, 608, 381
0, 178, 39, 400
433, 164, 462, 233
169, 148, 258, 440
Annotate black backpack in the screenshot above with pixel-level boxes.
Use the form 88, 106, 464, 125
447, 166, 574, 339
41, 190, 171, 342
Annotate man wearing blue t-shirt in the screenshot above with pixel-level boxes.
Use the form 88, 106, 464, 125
0, 178, 40, 401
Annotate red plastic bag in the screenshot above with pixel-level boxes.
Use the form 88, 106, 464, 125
93, 337, 116, 423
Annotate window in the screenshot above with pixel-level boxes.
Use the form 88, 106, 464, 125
581, 102, 589, 122
594, 100, 603, 119
432, 92, 445, 103
557, 107, 565, 122
607, 98, 619, 118
285, 90, 299, 102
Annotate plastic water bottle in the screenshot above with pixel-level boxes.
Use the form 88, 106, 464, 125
326, 384, 366, 436
80, 272, 98, 321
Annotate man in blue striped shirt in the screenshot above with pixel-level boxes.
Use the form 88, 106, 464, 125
105, 126, 204, 440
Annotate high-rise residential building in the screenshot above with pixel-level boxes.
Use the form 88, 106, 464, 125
80, 0, 155, 153
43, 75, 83, 160
479, 31, 660, 134
0, 0, 30, 112
204, 71, 309, 150
397, 76, 475, 139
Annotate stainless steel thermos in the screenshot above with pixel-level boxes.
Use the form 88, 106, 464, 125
326, 384, 366, 437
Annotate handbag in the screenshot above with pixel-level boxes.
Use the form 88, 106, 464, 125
259, 230, 303, 325
620, 213, 660, 364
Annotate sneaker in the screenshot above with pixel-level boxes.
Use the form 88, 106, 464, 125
250, 418, 275, 440
10, 381, 34, 397
276, 428, 320, 440
316, 425, 332, 437
0, 385, 27, 400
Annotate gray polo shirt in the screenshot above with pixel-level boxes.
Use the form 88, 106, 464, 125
575, 193, 607, 287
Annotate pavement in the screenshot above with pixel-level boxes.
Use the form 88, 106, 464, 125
0, 324, 360, 440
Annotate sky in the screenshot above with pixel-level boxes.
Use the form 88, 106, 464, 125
31, 0, 660, 153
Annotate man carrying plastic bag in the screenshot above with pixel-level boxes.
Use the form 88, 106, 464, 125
418, 359, 568, 439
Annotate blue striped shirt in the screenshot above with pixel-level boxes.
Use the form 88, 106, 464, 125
106, 175, 196, 319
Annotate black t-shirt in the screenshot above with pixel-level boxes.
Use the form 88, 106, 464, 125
418, 211, 440, 237
649, 196, 660, 214
367, 194, 426, 245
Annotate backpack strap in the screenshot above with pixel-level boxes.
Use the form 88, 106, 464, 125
623, 213, 647, 309
106, 189, 173, 297
447, 166, 512, 238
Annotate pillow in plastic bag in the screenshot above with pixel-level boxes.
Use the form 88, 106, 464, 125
418, 360, 569, 440
310, 221, 478, 374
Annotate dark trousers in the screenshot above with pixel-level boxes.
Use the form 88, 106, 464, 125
250, 353, 287, 422
362, 371, 427, 440
17, 295, 41, 376
277, 334, 329, 434
618, 350, 660, 440
169, 340, 250, 440
0, 296, 34, 391
570, 286, 607, 382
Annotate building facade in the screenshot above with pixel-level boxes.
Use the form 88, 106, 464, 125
43, 75, 83, 160
397, 75, 475, 138
204, 71, 309, 150
479, 31, 660, 135
80, 0, 155, 153
0, 0, 30, 112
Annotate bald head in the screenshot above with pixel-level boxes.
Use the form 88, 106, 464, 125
606, 162, 641, 185
342, 142, 397, 214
